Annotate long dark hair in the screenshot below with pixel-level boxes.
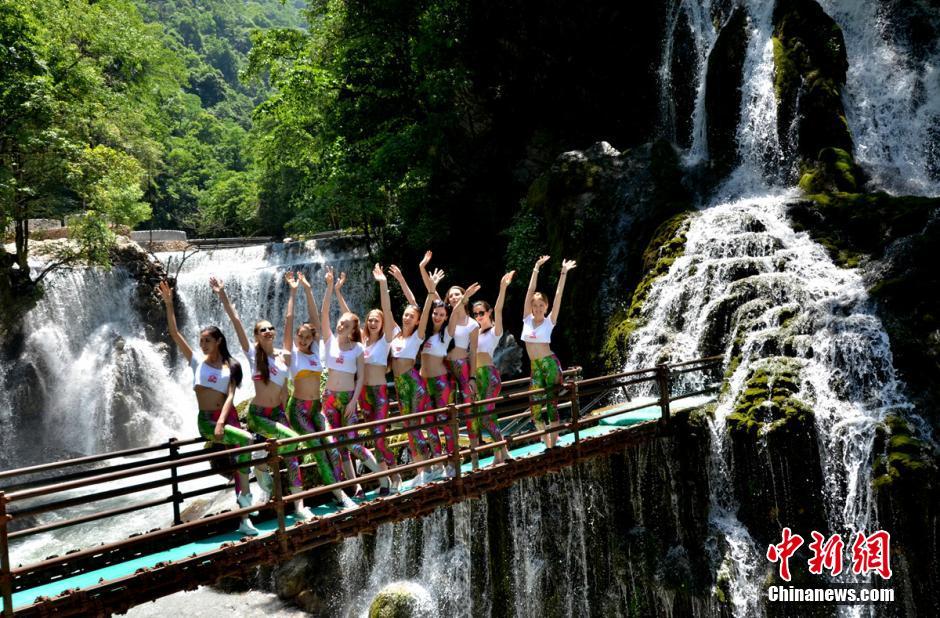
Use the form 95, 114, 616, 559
423, 299, 449, 343
473, 300, 494, 334
253, 322, 271, 384
203, 326, 243, 388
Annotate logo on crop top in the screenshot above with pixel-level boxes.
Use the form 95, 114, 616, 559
526, 332, 537, 339
270, 366, 278, 375
334, 355, 344, 365
208, 374, 218, 383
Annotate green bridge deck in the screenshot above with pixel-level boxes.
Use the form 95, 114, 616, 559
7, 394, 715, 614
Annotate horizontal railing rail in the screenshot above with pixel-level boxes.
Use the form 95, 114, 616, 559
0, 357, 723, 617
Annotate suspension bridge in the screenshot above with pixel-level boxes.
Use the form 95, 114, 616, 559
0, 356, 722, 616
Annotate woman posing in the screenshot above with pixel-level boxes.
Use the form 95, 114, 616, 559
320, 267, 389, 496
387, 259, 438, 485
419, 293, 455, 463
469, 271, 514, 465
282, 272, 356, 509
211, 277, 316, 520
157, 281, 259, 536
523, 256, 577, 448
334, 266, 400, 494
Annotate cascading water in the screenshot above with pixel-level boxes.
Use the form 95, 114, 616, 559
3, 238, 371, 569
631, 0, 931, 615
816, 0, 940, 196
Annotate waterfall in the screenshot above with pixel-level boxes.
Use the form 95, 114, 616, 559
4, 238, 371, 566
816, 0, 940, 196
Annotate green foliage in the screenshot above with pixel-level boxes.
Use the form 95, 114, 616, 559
726, 359, 814, 436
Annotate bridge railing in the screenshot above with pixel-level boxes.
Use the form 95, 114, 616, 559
0, 356, 723, 616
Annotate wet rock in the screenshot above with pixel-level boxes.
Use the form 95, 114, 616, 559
367, 582, 434, 618
725, 358, 827, 544
705, 8, 748, 176
772, 0, 855, 180
510, 138, 691, 373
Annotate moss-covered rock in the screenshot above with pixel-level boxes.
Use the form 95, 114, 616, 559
772, 0, 858, 188
871, 414, 939, 616
602, 212, 692, 369
788, 192, 940, 433
368, 582, 434, 618
512, 139, 691, 374
726, 359, 827, 544
705, 8, 748, 176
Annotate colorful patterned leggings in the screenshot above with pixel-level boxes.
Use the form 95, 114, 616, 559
425, 373, 457, 455
247, 404, 303, 490
473, 365, 505, 442
358, 384, 396, 467
394, 368, 432, 460
446, 356, 480, 438
285, 396, 342, 486
322, 389, 379, 469
197, 409, 252, 495
530, 354, 563, 425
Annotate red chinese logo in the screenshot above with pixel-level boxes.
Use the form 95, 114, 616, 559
767, 529, 892, 581
851, 531, 892, 580
208, 374, 218, 383
807, 531, 844, 576
766, 527, 804, 581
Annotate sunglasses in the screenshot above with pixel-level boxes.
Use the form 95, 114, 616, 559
258, 326, 276, 334
472, 311, 486, 317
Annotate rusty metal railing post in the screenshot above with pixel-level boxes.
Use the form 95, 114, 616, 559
265, 440, 288, 553
569, 380, 581, 448
1, 492, 13, 617
168, 438, 182, 526
447, 404, 462, 486
656, 363, 672, 428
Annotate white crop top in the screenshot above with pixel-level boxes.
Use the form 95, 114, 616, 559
190, 353, 231, 394
247, 346, 289, 387
477, 328, 499, 356
363, 328, 396, 366
290, 344, 322, 379
323, 335, 363, 374
521, 314, 554, 344
452, 318, 480, 349
391, 330, 424, 361
422, 329, 452, 357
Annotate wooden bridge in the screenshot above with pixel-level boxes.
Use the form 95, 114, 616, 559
0, 357, 722, 617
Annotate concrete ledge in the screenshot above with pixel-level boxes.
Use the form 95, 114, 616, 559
130, 230, 188, 242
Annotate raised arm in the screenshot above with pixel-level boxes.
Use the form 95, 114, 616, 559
494, 271, 514, 338
524, 255, 550, 317
298, 272, 321, 337
320, 266, 335, 341
210, 276, 249, 353
416, 292, 434, 338
334, 271, 351, 315
449, 282, 481, 337
389, 264, 418, 307
418, 251, 443, 302
550, 259, 577, 324
374, 264, 397, 340
283, 272, 299, 352
157, 281, 193, 362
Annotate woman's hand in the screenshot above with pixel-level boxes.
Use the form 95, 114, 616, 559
285, 271, 299, 290
430, 268, 445, 286
344, 398, 358, 420
157, 280, 174, 305
500, 270, 515, 287
420, 250, 432, 268
208, 276, 225, 295
373, 263, 387, 283
534, 255, 550, 270
298, 272, 311, 289
561, 259, 577, 274
335, 271, 346, 291
324, 266, 334, 286
214, 420, 225, 441
388, 264, 405, 282
465, 282, 481, 299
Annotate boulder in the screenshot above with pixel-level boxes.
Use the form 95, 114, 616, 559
368, 581, 434, 618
